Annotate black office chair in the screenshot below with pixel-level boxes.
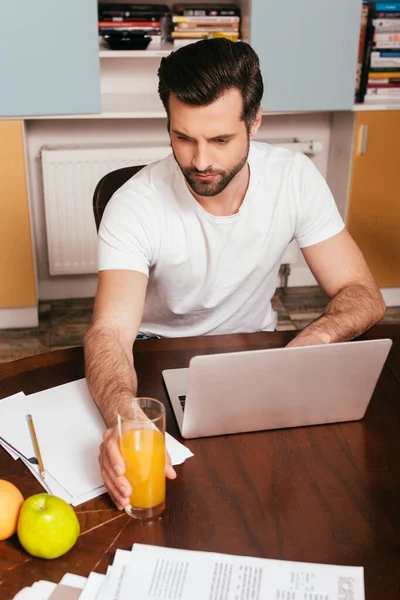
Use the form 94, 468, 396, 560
92, 165, 145, 231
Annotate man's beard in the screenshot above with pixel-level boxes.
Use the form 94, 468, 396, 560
173, 141, 250, 197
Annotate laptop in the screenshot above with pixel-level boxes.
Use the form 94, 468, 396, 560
162, 338, 392, 439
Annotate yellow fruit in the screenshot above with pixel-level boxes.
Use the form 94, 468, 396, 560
0, 479, 24, 540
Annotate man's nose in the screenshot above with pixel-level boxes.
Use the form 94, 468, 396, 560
192, 145, 212, 172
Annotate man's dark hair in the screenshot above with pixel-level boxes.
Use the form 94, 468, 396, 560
158, 38, 264, 131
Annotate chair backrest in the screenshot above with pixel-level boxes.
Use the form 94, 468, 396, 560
93, 165, 146, 231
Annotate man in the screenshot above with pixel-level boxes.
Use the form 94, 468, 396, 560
84, 39, 385, 510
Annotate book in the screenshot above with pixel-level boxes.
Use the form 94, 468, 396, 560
370, 65, 400, 70
367, 81, 400, 86
371, 57, 400, 66
98, 3, 171, 16
372, 11, 400, 17
373, 18, 400, 31
366, 86, 400, 93
368, 69, 400, 79
375, 31, 400, 40
375, 40, 400, 47
172, 30, 239, 41
100, 27, 161, 33
99, 21, 161, 28
172, 31, 209, 38
371, 50, 400, 66
174, 21, 239, 28
173, 3, 240, 17
172, 15, 240, 23
372, 49, 400, 55
174, 24, 239, 31
368, 78, 400, 83
374, 2, 400, 11
99, 16, 161, 22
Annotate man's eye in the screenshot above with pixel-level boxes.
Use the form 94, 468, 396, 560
177, 136, 190, 141
215, 139, 229, 144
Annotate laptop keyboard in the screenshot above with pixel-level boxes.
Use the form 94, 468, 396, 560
178, 395, 186, 411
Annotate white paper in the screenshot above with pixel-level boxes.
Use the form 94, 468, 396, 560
12, 580, 57, 600
96, 550, 134, 600
79, 572, 106, 600
59, 573, 87, 589
0, 392, 31, 457
0, 380, 193, 507
115, 544, 365, 600
28, 380, 106, 497
166, 432, 194, 465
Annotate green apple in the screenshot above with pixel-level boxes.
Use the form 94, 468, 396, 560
17, 494, 80, 559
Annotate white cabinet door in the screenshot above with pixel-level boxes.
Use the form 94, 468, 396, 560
250, 0, 362, 112
0, 0, 100, 117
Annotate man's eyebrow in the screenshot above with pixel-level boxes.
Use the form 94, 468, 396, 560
209, 133, 236, 141
171, 129, 195, 139
171, 130, 237, 141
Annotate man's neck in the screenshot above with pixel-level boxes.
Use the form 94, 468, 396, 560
189, 162, 250, 217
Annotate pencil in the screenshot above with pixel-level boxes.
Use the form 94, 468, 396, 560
26, 414, 46, 480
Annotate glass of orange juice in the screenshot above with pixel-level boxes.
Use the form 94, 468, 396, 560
118, 397, 166, 519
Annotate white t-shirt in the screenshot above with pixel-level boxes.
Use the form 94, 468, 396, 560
98, 141, 344, 337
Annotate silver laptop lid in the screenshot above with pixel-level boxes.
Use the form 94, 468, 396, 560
176, 338, 392, 439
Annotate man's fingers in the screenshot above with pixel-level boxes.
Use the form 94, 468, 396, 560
101, 467, 129, 511
100, 429, 132, 505
103, 428, 125, 476
165, 450, 177, 480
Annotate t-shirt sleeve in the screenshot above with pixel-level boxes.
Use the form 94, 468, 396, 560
294, 154, 345, 248
97, 188, 158, 275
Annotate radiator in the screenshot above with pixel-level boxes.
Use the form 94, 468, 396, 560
41, 146, 172, 275
41, 141, 323, 276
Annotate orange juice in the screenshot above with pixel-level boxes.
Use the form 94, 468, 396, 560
120, 428, 165, 509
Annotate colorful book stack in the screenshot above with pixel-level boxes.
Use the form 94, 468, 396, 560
98, 3, 172, 50
358, 2, 400, 103
171, 3, 240, 47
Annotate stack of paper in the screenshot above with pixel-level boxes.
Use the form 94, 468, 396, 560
13, 544, 366, 600
0, 379, 193, 506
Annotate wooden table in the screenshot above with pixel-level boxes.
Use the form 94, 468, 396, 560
1, 325, 399, 599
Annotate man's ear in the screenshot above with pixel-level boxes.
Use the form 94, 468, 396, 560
249, 107, 263, 138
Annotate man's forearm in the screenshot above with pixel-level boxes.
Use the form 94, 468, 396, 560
84, 326, 137, 427
290, 283, 386, 346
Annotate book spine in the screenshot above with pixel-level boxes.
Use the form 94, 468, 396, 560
369, 65, 400, 70
99, 21, 160, 28
375, 40, 400, 47
99, 16, 160, 22
373, 49, 400, 55
99, 10, 170, 19
368, 69, 400, 79
371, 58, 400, 65
175, 24, 239, 31
367, 80, 400, 85
172, 31, 209, 38
373, 18, 400, 31
374, 3, 400, 11
172, 15, 240, 23
366, 87, 400, 94
173, 8, 240, 17
375, 31, 400, 40
372, 11, 400, 17
100, 27, 161, 33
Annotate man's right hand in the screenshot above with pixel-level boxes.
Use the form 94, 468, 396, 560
99, 426, 177, 511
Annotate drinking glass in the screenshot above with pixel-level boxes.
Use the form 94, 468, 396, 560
118, 397, 166, 519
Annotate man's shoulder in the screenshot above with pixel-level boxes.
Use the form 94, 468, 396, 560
250, 140, 308, 168
118, 151, 176, 196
